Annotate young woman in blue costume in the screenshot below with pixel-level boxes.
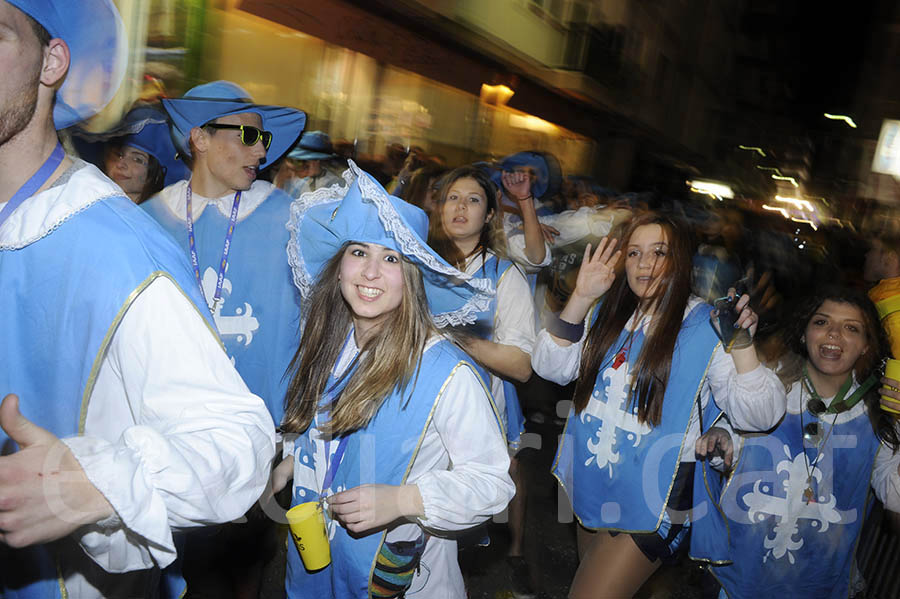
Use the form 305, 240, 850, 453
531, 212, 786, 598
427, 165, 547, 566
271, 162, 515, 599
693, 285, 900, 599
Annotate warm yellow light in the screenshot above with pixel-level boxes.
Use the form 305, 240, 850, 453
508, 113, 557, 133
771, 174, 799, 187
738, 145, 766, 157
775, 195, 815, 212
824, 113, 857, 128
756, 166, 783, 175
762, 204, 790, 219
480, 83, 515, 107
791, 217, 819, 231
688, 180, 734, 199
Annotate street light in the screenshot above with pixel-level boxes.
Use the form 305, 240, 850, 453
824, 113, 857, 128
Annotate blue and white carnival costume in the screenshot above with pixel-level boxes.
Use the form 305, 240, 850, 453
282, 162, 515, 598
144, 179, 301, 421
0, 160, 275, 599
462, 250, 535, 449
691, 378, 900, 599
144, 79, 307, 423
532, 296, 784, 545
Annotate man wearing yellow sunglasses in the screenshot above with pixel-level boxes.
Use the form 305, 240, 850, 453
143, 82, 307, 595
145, 80, 306, 421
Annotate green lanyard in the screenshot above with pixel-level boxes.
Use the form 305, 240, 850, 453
802, 363, 877, 415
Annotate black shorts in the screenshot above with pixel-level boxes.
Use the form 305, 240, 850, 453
608, 461, 695, 564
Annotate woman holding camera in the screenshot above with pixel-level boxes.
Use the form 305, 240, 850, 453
531, 211, 785, 598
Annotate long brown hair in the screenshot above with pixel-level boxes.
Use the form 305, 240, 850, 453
427, 166, 504, 270
572, 212, 695, 426
281, 243, 438, 436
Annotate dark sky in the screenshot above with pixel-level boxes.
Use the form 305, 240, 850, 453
766, 1, 876, 127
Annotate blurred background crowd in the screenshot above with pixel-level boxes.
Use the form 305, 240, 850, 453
57, 1, 900, 597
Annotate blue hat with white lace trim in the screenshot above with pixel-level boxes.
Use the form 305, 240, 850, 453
8, 0, 128, 130
286, 161, 493, 327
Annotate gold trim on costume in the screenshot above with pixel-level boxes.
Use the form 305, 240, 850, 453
552, 336, 720, 535
56, 558, 68, 599
78, 271, 224, 433
366, 356, 495, 598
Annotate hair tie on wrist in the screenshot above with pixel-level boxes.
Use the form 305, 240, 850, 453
548, 315, 584, 342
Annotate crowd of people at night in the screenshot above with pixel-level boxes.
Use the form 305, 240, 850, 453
4, 2, 900, 599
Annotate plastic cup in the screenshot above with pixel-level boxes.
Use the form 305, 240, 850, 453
882, 359, 900, 415
286, 501, 331, 571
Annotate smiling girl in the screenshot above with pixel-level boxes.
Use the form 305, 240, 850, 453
693, 286, 900, 599
531, 211, 786, 598
275, 162, 514, 598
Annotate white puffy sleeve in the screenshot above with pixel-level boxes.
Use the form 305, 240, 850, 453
872, 443, 900, 511
506, 232, 551, 273
494, 265, 537, 355
413, 365, 514, 530
63, 277, 276, 572
704, 345, 786, 431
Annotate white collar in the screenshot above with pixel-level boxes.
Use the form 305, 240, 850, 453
154, 179, 276, 223
0, 162, 123, 250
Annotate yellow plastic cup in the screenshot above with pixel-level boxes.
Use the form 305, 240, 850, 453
286, 501, 331, 571
882, 359, 900, 415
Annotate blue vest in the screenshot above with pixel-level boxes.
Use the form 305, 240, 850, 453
285, 339, 498, 598
553, 302, 719, 531
0, 195, 211, 599
143, 183, 301, 423
466, 254, 526, 444
690, 398, 881, 599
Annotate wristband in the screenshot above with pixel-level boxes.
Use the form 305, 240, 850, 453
548, 315, 584, 342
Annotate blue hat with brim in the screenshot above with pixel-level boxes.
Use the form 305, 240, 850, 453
162, 80, 306, 169
9, 0, 127, 130
287, 130, 336, 161
287, 161, 493, 327
492, 150, 563, 201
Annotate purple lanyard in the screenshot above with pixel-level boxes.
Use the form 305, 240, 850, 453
320, 436, 349, 502
185, 183, 241, 311
319, 331, 355, 502
0, 143, 65, 230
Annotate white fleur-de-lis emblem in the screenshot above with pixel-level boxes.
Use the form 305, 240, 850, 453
581, 363, 651, 477
742, 444, 842, 564
201, 266, 259, 346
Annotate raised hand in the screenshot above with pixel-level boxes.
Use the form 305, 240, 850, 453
572, 237, 621, 303
501, 170, 532, 202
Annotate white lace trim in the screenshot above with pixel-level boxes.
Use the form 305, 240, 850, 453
285, 161, 494, 327
285, 168, 353, 299
0, 163, 124, 250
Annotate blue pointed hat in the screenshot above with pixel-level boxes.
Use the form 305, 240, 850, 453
287, 161, 493, 327
162, 80, 307, 169
8, 0, 127, 130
